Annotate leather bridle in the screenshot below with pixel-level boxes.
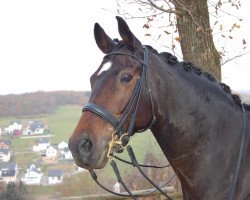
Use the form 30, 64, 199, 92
82, 47, 175, 200
82, 46, 156, 155
81, 45, 248, 200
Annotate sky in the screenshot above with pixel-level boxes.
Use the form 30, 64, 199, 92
0, 0, 249, 95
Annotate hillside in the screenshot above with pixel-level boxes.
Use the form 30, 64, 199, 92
0, 104, 171, 199
0, 91, 90, 117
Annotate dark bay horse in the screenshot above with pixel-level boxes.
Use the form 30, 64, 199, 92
69, 16, 250, 200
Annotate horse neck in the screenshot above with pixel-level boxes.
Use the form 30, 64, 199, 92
147, 53, 244, 199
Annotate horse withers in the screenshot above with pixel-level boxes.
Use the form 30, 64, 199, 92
69, 17, 250, 200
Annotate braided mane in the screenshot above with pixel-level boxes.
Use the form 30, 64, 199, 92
144, 45, 250, 108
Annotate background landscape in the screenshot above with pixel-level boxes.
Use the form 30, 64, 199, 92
0, 91, 177, 199
0, 90, 249, 199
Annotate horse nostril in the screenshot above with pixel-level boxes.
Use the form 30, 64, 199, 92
79, 139, 93, 155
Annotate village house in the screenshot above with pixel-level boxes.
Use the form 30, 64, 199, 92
45, 145, 58, 158
48, 169, 63, 185
21, 163, 42, 185
0, 149, 11, 162
0, 139, 11, 149
113, 182, 121, 193
61, 147, 73, 160
21, 169, 42, 185
33, 138, 50, 152
22, 120, 45, 135
4, 121, 22, 134
0, 162, 18, 184
58, 141, 68, 150
26, 162, 41, 172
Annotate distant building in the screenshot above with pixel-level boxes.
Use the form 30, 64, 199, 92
21, 163, 42, 185
45, 145, 58, 158
61, 147, 73, 160
4, 121, 22, 134
113, 182, 121, 193
33, 138, 50, 152
48, 169, 63, 185
21, 169, 42, 185
0, 149, 11, 162
26, 162, 41, 172
0, 139, 11, 149
58, 141, 68, 150
22, 120, 44, 135
0, 162, 18, 184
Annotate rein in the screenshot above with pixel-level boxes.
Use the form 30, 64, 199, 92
89, 145, 175, 200
82, 47, 174, 199
228, 104, 247, 200
82, 46, 156, 155
81, 45, 248, 199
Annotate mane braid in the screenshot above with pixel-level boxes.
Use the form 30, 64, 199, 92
144, 45, 250, 108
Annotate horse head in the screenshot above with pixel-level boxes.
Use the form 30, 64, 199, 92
69, 17, 154, 169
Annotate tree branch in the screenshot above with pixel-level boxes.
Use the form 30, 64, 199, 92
221, 51, 249, 66
146, 0, 182, 15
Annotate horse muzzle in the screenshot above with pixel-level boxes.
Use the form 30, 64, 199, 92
68, 134, 109, 169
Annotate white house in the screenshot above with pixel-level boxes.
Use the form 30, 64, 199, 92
46, 146, 58, 158
22, 128, 33, 135
23, 121, 44, 135
48, 169, 63, 185
21, 169, 42, 185
62, 147, 73, 160
4, 121, 22, 134
34, 128, 44, 134
27, 162, 41, 172
21, 162, 42, 185
113, 182, 121, 193
0, 149, 11, 162
58, 141, 68, 150
33, 138, 50, 152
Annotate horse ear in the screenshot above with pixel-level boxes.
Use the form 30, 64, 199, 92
94, 23, 116, 54
116, 16, 142, 52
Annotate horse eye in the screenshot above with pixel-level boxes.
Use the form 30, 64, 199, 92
120, 74, 133, 83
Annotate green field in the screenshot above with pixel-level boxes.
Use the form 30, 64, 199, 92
0, 105, 82, 151
46, 104, 82, 144
0, 104, 164, 159
0, 105, 169, 198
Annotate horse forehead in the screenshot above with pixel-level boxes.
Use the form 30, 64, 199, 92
97, 61, 113, 76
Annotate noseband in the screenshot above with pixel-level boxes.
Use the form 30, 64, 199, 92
81, 47, 176, 200
82, 46, 156, 155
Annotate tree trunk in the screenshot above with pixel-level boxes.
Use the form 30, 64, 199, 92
172, 0, 221, 80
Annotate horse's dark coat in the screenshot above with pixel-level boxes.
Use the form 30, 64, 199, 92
69, 17, 250, 200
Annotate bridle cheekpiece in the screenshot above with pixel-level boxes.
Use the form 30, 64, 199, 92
82, 46, 156, 157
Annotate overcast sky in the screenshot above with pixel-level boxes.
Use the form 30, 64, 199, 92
0, 0, 249, 95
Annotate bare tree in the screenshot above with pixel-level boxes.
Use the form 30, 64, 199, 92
115, 0, 247, 81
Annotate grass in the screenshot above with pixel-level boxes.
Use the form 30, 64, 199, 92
46, 105, 82, 144
0, 105, 170, 198
0, 116, 15, 127
13, 153, 38, 169
0, 105, 82, 151
11, 137, 37, 152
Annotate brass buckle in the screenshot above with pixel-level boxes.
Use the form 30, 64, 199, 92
107, 132, 129, 158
